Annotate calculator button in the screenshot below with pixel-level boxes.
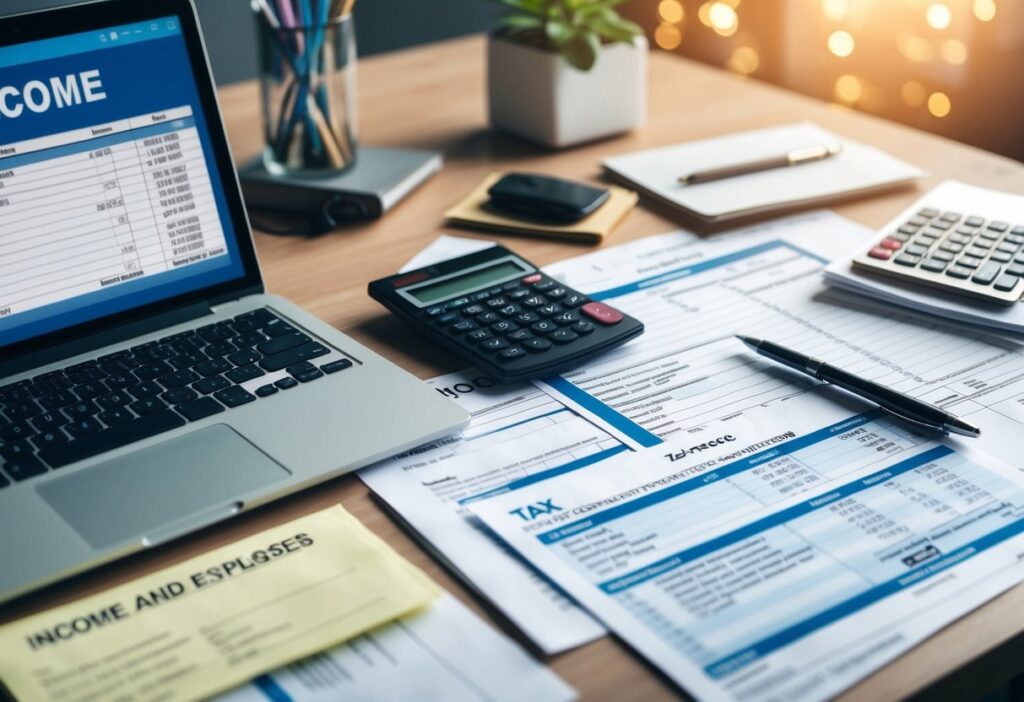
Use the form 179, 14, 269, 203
508, 288, 530, 300
988, 221, 1009, 232
562, 293, 587, 308
978, 229, 1000, 241
909, 216, 930, 227
503, 281, 521, 291
945, 265, 972, 279
521, 274, 542, 285
904, 244, 929, 257
1006, 234, 1024, 245
920, 258, 948, 273
507, 329, 533, 342
868, 247, 891, 261
515, 312, 540, 325
572, 321, 596, 335
552, 312, 579, 326
538, 304, 563, 317
468, 329, 494, 342
1013, 226, 1024, 235
998, 240, 1021, 253
523, 338, 553, 353
929, 220, 951, 231
957, 255, 982, 269
894, 254, 921, 267
545, 287, 567, 300
482, 337, 510, 351
991, 251, 1013, 263
451, 320, 479, 334
939, 242, 963, 254
994, 274, 1019, 292
476, 312, 501, 325
425, 306, 445, 317
499, 304, 521, 316
533, 280, 556, 292
940, 211, 961, 223
1007, 264, 1024, 277
972, 262, 1001, 285
897, 224, 918, 235
486, 297, 509, 308
970, 239, 992, 250
931, 250, 954, 263
918, 208, 939, 218
550, 329, 579, 345
531, 320, 558, 334
965, 215, 985, 227
488, 287, 503, 296
956, 225, 978, 236
915, 234, 938, 247
449, 297, 471, 309
463, 304, 486, 316
879, 238, 902, 250
472, 291, 492, 302
491, 320, 519, 333
438, 312, 460, 325
581, 302, 624, 325
523, 296, 546, 308
498, 346, 527, 362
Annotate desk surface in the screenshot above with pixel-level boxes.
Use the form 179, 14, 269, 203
6, 35, 1024, 702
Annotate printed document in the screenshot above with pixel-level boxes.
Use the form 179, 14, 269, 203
470, 395, 1024, 700
0, 505, 438, 702
216, 594, 576, 702
359, 369, 610, 654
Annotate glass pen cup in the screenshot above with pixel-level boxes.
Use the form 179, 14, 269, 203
254, 7, 358, 175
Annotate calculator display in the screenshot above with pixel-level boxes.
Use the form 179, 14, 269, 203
407, 261, 529, 304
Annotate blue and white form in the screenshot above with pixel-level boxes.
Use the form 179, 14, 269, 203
0, 18, 246, 346
470, 402, 1024, 701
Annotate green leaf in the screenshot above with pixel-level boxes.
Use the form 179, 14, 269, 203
499, 12, 545, 30
498, 0, 546, 16
545, 18, 574, 45
593, 15, 642, 42
560, 30, 600, 70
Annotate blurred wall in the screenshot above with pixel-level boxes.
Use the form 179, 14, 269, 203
0, 0, 502, 84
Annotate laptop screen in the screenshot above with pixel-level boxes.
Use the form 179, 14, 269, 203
0, 16, 248, 348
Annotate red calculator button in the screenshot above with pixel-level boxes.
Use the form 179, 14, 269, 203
868, 247, 892, 260
522, 273, 543, 285
879, 238, 902, 250
581, 302, 623, 325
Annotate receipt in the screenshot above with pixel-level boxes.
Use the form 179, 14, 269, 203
0, 505, 438, 702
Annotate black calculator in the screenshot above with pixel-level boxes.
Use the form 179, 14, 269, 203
368, 245, 644, 382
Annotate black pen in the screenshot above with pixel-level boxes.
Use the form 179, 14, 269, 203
736, 335, 980, 438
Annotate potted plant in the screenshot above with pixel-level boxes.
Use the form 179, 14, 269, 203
488, 0, 648, 148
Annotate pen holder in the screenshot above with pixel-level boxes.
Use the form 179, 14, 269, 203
255, 9, 358, 175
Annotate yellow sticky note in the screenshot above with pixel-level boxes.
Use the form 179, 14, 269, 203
0, 505, 438, 702
445, 172, 638, 244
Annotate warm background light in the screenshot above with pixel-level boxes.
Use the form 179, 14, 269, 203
901, 81, 927, 107
925, 3, 952, 30
827, 30, 854, 57
658, 0, 685, 24
707, 2, 738, 36
834, 74, 862, 103
941, 38, 968, 64
973, 0, 997, 22
822, 0, 848, 21
928, 91, 952, 117
727, 45, 759, 74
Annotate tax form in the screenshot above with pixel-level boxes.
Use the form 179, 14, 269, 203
217, 595, 576, 702
470, 397, 1024, 701
358, 370, 613, 654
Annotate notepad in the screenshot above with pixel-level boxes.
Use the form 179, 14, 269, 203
602, 122, 924, 222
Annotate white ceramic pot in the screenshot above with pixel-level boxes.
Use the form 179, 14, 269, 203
487, 33, 647, 148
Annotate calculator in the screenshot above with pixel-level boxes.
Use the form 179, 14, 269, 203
369, 246, 644, 382
851, 194, 1024, 305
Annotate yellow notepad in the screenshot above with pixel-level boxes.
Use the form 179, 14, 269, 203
445, 172, 637, 244
0, 505, 438, 702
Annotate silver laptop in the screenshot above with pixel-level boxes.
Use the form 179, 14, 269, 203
0, 0, 468, 604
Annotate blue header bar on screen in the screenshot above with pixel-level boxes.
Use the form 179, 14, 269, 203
0, 16, 182, 69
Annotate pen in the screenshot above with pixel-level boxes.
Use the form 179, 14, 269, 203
736, 335, 980, 437
678, 143, 842, 185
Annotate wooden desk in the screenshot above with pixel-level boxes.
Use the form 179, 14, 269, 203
5, 35, 1024, 702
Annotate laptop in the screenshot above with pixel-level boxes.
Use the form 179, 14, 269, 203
0, 0, 468, 604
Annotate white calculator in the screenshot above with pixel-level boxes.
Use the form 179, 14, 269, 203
852, 182, 1024, 305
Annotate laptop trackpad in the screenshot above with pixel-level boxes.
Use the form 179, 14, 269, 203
37, 425, 290, 550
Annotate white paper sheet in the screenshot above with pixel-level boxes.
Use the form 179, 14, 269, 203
215, 595, 576, 702
400, 235, 497, 273
470, 404, 1024, 701
358, 370, 609, 654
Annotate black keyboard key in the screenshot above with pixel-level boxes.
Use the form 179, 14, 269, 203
994, 274, 1019, 292
1, 385, 33, 404
104, 372, 136, 391
287, 362, 316, 375
135, 360, 174, 380
162, 387, 198, 405
97, 392, 131, 409
228, 349, 262, 366
259, 342, 330, 372
0, 440, 33, 461
130, 397, 167, 416
169, 350, 208, 370
214, 386, 257, 408
256, 384, 279, 397
549, 329, 579, 345
232, 331, 268, 348
258, 333, 311, 355
4, 399, 42, 420
41, 410, 186, 468
322, 359, 353, 374
262, 319, 296, 337
194, 375, 231, 395
197, 324, 234, 343
176, 396, 225, 421
572, 321, 596, 336
203, 341, 236, 358
523, 338, 552, 353
31, 412, 65, 431
128, 380, 163, 399
235, 308, 276, 325
3, 457, 47, 482
158, 369, 200, 389
972, 262, 1002, 285
498, 346, 526, 362
195, 358, 233, 377
231, 317, 259, 333
275, 377, 299, 390
0, 420, 34, 442
63, 400, 97, 419
227, 365, 265, 383
65, 417, 103, 438
294, 367, 324, 383
31, 428, 68, 450
98, 408, 135, 427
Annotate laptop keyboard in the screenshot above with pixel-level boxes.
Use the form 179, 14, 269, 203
0, 308, 353, 487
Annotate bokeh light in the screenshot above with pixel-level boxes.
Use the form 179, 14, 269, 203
941, 39, 968, 64
928, 92, 951, 117
898, 34, 935, 63
707, 2, 739, 36
834, 74, 863, 103
973, 0, 996, 21
827, 30, 855, 57
901, 81, 927, 107
925, 3, 952, 29
654, 22, 683, 50
658, 0, 685, 24
727, 46, 760, 74
822, 0, 849, 21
